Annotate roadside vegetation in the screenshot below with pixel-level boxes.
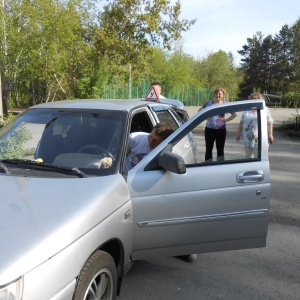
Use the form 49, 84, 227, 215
0, 0, 300, 114
275, 111, 300, 139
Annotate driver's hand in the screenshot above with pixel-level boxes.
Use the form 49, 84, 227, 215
99, 157, 113, 168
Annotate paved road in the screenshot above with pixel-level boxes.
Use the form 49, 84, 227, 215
119, 108, 300, 300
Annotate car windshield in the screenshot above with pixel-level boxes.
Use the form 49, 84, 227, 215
0, 108, 127, 177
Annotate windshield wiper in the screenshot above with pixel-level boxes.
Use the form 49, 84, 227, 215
1, 159, 87, 178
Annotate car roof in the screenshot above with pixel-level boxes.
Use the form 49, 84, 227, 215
30, 98, 177, 112
132, 98, 184, 109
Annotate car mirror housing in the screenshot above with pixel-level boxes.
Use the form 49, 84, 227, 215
158, 151, 186, 174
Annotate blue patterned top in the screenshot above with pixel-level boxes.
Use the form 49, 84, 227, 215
203, 101, 226, 129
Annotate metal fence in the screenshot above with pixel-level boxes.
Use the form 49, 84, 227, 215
98, 80, 213, 107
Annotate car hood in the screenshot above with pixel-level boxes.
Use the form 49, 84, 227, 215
0, 174, 129, 284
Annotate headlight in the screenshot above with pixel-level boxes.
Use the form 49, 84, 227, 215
0, 277, 23, 300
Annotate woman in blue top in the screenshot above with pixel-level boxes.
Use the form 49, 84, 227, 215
198, 87, 237, 161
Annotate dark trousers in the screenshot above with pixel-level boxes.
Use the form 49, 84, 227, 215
205, 127, 227, 161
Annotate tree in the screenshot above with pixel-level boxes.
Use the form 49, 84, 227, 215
291, 18, 300, 90
238, 32, 267, 98
144, 45, 198, 90
91, 0, 196, 84
238, 26, 298, 101
0, 0, 95, 113
196, 50, 242, 100
0, 0, 23, 114
272, 25, 293, 96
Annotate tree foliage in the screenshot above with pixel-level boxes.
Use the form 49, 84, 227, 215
0, 0, 93, 113
98, 0, 194, 55
238, 19, 300, 103
195, 50, 242, 99
0, 0, 198, 109
135, 46, 241, 101
291, 18, 300, 90
91, 0, 195, 84
144, 46, 198, 90
2, 1, 298, 110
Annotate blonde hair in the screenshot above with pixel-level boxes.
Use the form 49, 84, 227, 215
214, 87, 226, 97
249, 92, 263, 100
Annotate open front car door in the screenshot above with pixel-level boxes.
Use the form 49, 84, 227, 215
127, 100, 270, 260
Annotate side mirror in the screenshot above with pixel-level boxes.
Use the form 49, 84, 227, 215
158, 151, 186, 174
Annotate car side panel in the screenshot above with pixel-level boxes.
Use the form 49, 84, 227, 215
22, 198, 133, 300
129, 161, 270, 259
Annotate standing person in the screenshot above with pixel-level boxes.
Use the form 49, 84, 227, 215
151, 82, 166, 99
236, 92, 274, 158
146, 82, 166, 100
198, 87, 237, 161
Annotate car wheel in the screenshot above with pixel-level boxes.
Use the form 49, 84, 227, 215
73, 250, 117, 300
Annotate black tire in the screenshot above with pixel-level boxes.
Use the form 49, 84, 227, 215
73, 250, 117, 300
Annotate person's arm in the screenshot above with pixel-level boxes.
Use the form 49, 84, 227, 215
198, 101, 210, 112
198, 105, 212, 121
267, 123, 274, 143
236, 122, 243, 142
266, 108, 274, 143
225, 112, 237, 122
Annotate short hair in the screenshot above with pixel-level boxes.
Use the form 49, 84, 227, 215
249, 92, 263, 99
213, 87, 226, 96
151, 82, 162, 88
153, 122, 174, 140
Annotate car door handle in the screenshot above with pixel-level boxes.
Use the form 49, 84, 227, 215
237, 170, 264, 183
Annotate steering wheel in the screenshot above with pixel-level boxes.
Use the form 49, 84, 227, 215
78, 144, 108, 156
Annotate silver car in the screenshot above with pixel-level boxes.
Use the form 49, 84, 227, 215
0, 99, 270, 300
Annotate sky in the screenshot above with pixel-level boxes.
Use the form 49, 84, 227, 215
172, 0, 300, 65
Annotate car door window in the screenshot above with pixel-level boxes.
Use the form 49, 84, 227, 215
154, 110, 179, 130
130, 110, 153, 133
184, 106, 261, 164
152, 106, 198, 164
179, 108, 262, 165
141, 101, 267, 172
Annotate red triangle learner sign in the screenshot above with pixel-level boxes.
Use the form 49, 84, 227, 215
145, 86, 159, 100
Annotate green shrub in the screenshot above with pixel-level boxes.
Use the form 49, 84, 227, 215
0, 113, 16, 129
276, 109, 300, 138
